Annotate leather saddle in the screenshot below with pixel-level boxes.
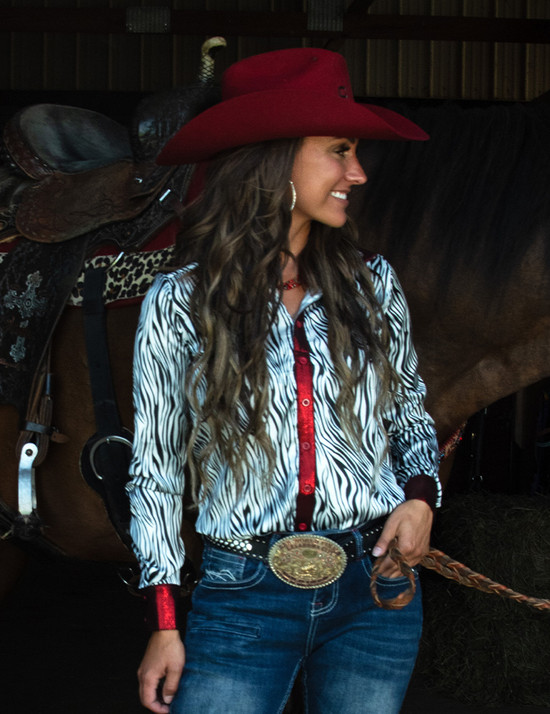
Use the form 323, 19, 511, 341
2, 103, 171, 244
0, 42, 221, 416
0, 80, 219, 246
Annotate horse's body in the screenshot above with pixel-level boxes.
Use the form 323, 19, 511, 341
1, 95, 549, 593
0, 304, 139, 597
352, 100, 550, 443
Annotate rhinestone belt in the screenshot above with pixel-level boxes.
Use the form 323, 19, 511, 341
204, 516, 387, 564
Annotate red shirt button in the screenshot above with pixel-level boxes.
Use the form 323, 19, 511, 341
302, 441, 311, 450
302, 484, 313, 494
298, 522, 308, 531
301, 398, 310, 407
298, 356, 308, 365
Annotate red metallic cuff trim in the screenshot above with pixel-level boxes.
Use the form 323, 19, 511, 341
403, 473, 438, 512
143, 584, 180, 631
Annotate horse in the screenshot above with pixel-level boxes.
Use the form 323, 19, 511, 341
351, 98, 550, 444
1, 84, 549, 603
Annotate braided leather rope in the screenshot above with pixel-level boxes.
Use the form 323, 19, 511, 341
370, 538, 550, 612
370, 427, 550, 612
437, 424, 465, 462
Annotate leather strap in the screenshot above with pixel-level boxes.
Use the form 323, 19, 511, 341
81, 266, 133, 551
82, 267, 124, 435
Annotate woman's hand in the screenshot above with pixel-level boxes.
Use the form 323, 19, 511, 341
138, 629, 185, 713
371, 499, 433, 578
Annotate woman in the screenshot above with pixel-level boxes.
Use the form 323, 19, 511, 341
127, 47, 441, 714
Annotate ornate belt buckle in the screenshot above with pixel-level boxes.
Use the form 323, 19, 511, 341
268, 534, 347, 589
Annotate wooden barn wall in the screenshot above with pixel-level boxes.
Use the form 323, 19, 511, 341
0, 0, 549, 103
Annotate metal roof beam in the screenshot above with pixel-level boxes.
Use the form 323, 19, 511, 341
0, 9, 548, 44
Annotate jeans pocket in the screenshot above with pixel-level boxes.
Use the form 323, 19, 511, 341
360, 555, 419, 603
200, 545, 267, 590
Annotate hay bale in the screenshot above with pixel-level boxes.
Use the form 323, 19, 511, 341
417, 491, 550, 706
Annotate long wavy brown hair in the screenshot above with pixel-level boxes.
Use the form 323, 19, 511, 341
172, 138, 400, 498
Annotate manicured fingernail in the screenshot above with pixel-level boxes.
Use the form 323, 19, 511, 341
372, 546, 383, 557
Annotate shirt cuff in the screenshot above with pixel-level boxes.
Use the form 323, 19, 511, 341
143, 584, 180, 631
403, 473, 439, 512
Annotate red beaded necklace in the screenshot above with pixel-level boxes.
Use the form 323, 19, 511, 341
281, 277, 301, 291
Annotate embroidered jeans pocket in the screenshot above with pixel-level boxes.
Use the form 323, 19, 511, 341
200, 545, 266, 590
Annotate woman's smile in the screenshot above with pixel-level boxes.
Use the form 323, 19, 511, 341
330, 190, 349, 201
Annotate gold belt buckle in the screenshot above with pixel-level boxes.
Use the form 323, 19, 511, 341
268, 534, 347, 589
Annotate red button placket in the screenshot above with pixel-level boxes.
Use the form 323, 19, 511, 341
293, 317, 316, 531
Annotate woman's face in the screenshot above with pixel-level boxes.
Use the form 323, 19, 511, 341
290, 136, 367, 240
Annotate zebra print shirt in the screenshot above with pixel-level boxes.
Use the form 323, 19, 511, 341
127, 254, 441, 588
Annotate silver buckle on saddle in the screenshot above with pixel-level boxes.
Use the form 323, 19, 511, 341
268, 534, 347, 589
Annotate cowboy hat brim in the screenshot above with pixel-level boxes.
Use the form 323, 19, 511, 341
156, 89, 429, 165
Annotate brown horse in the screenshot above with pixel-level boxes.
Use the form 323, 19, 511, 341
352, 99, 550, 443
0, 252, 204, 597
1, 95, 550, 599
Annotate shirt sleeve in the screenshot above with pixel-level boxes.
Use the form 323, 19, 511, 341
126, 272, 191, 588
378, 261, 442, 509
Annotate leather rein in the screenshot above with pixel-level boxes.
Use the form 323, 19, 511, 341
370, 539, 550, 613
370, 427, 550, 613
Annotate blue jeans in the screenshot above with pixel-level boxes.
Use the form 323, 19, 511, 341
171, 538, 422, 714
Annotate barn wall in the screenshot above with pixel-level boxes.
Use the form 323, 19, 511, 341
360, 0, 550, 100
0, 0, 549, 101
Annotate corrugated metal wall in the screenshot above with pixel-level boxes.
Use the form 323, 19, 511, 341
359, 0, 550, 100
0, 0, 549, 101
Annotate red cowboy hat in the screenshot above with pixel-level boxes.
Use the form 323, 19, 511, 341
156, 48, 428, 165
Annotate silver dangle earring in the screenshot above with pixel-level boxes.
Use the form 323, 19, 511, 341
289, 180, 297, 211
